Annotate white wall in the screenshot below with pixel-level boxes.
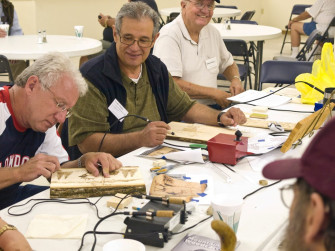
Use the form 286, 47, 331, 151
12, 0, 315, 39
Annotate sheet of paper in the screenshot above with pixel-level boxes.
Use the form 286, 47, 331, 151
228, 90, 292, 108
25, 214, 88, 239
158, 148, 205, 163
248, 133, 288, 154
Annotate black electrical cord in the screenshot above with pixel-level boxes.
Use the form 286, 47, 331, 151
98, 114, 151, 152
171, 215, 212, 235
243, 180, 282, 200
8, 197, 104, 218
235, 83, 315, 114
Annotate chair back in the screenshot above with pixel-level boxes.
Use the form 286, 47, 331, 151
296, 29, 321, 61
215, 5, 238, 9
240, 10, 255, 21
259, 60, 313, 90
0, 55, 14, 87
167, 12, 179, 23
291, 4, 312, 15
230, 20, 258, 25
218, 39, 251, 89
319, 16, 335, 43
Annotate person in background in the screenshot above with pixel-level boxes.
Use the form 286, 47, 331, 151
153, 0, 244, 110
288, 0, 335, 58
0, 0, 26, 80
79, 0, 162, 66
0, 217, 32, 250
0, 52, 122, 210
263, 118, 335, 250
68, 2, 246, 159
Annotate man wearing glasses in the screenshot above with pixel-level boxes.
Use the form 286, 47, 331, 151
68, 2, 246, 158
263, 118, 335, 250
0, 52, 122, 211
154, 0, 244, 110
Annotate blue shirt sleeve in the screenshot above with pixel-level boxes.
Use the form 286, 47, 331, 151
9, 9, 23, 36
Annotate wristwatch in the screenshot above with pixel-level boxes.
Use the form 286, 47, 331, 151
217, 111, 226, 127
0, 224, 17, 236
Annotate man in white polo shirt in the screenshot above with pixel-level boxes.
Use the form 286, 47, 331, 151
153, 0, 244, 110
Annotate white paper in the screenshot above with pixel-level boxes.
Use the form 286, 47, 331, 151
228, 90, 291, 108
25, 214, 88, 239
158, 148, 205, 163
248, 133, 288, 154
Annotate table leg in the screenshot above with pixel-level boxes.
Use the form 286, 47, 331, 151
254, 40, 264, 90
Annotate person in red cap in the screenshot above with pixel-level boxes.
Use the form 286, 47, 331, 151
263, 118, 335, 251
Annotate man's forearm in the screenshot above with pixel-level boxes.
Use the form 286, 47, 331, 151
0, 168, 21, 190
182, 103, 219, 126
173, 77, 218, 99
78, 131, 144, 157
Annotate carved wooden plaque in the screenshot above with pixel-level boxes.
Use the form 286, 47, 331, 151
50, 166, 146, 198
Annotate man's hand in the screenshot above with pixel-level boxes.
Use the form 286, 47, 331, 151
230, 79, 244, 96
139, 121, 170, 147
0, 28, 7, 38
213, 89, 231, 108
220, 107, 247, 127
98, 13, 112, 27
81, 152, 122, 178
18, 153, 60, 182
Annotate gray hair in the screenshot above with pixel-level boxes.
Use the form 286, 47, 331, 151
15, 52, 87, 97
115, 1, 160, 38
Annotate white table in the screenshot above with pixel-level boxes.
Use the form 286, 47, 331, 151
212, 23, 282, 90
0, 102, 316, 251
160, 7, 241, 20
0, 35, 102, 60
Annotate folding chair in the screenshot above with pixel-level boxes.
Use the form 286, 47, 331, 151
166, 12, 179, 23
259, 60, 313, 91
0, 55, 14, 87
274, 29, 321, 61
213, 5, 238, 23
240, 10, 255, 21
280, 4, 312, 54
217, 39, 252, 90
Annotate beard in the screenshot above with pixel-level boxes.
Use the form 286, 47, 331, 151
281, 198, 310, 251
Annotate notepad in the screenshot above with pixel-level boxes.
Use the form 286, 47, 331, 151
228, 90, 292, 108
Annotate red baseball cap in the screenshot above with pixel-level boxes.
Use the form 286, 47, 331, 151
263, 118, 335, 200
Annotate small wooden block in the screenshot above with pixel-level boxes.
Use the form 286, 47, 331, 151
106, 193, 133, 209
252, 106, 268, 113
153, 159, 166, 168
250, 113, 268, 119
259, 180, 268, 186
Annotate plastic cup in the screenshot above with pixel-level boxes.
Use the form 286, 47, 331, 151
103, 239, 145, 251
74, 25, 84, 38
0, 24, 9, 37
211, 194, 243, 233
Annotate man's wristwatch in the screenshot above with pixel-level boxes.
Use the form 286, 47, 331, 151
217, 111, 226, 127
0, 224, 17, 236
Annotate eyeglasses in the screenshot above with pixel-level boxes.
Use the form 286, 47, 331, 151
187, 0, 216, 11
279, 184, 295, 208
46, 88, 73, 118
119, 34, 153, 48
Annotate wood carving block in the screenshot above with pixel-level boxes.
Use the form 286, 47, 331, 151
50, 166, 146, 198
252, 106, 268, 113
250, 113, 268, 119
149, 174, 207, 202
107, 193, 133, 209
153, 159, 166, 167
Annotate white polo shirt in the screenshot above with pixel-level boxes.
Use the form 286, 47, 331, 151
153, 15, 234, 105
308, 0, 335, 33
